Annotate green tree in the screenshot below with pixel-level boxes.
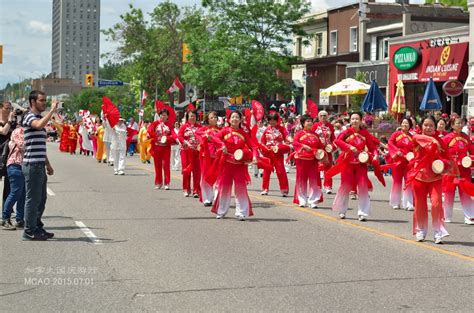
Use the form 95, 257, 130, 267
425, 0, 467, 10
183, 0, 310, 102
103, 1, 192, 99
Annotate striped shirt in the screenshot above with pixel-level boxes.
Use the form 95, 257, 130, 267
23, 112, 47, 164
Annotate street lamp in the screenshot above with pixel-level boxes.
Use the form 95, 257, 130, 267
188, 88, 194, 102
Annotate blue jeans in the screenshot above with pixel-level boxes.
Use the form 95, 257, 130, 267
22, 162, 47, 233
129, 142, 136, 155
2, 164, 25, 221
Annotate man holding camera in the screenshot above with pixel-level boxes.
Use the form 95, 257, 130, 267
22, 91, 58, 240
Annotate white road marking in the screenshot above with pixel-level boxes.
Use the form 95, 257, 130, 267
47, 187, 56, 196
75, 221, 102, 245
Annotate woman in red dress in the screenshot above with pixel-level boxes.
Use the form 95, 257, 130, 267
292, 114, 325, 208
409, 116, 451, 243
442, 117, 474, 225
148, 108, 176, 190
332, 112, 379, 221
388, 117, 414, 210
196, 111, 220, 206
178, 110, 202, 197
211, 111, 257, 220
260, 112, 290, 197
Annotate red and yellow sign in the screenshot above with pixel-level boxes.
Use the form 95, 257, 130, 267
419, 42, 468, 82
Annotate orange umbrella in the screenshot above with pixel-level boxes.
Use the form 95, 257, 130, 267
391, 80, 406, 114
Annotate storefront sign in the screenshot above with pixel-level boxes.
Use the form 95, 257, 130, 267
419, 42, 468, 82
393, 46, 420, 71
442, 80, 463, 97
346, 63, 388, 86
397, 73, 418, 81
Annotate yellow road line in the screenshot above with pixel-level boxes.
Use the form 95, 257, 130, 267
251, 194, 474, 263
131, 162, 474, 263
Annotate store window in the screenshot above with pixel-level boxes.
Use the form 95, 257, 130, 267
350, 27, 358, 52
315, 33, 323, 56
330, 31, 338, 55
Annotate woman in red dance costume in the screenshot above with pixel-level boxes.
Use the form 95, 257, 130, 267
178, 110, 202, 198
409, 116, 451, 243
148, 108, 177, 190
211, 111, 257, 221
388, 117, 414, 211
260, 112, 290, 197
292, 114, 325, 208
436, 118, 449, 138
196, 111, 220, 207
442, 117, 474, 225
332, 112, 379, 221
312, 110, 336, 194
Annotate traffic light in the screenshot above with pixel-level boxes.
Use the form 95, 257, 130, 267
85, 74, 93, 87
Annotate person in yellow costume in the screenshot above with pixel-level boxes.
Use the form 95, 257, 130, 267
95, 117, 107, 163
138, 121, 151, 164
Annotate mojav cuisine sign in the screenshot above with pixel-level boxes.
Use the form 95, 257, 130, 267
393, 46, 420, 71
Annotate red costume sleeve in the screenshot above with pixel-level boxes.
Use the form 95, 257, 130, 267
334, 129, 353, 152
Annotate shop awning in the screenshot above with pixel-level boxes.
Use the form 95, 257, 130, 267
419, 42, 468, 82
464, 67, 474, 90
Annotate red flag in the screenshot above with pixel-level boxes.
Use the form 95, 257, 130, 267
155, 99, 165, 112
166, 77, 184, 94
251, 100, 264, 121
307, 98, 318, 119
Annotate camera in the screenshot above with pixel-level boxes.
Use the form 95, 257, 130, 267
14, 109, 23, 116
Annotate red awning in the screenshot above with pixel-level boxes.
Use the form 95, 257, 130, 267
419, 42, 469, 82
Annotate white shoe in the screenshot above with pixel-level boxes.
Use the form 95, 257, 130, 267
350, 194, 357, 200
434, 236, 443, 244
154, 185, 162, 190
392, 205, 400, 210
203, 200, 212, 207
310, 204, 318, 209
183, 192, 190, 197
298, 203, 306, 208
338, 213, 346, 219
118, 171, 124, 175
406, 207, 414, 211
114, 171, 118, 175
216, 214, 224, 219
464, 218, 474, 225
260, 190, 268, 195
237, 215, 246, 221
444, 218, 452, 223
281, 192, 288, 197
164, 185, 169, 190
415, 232, 425, 242
358, 215, 367, 222
325, 188, 332, 194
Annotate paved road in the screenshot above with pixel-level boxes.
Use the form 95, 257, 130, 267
1, 143, 473, 312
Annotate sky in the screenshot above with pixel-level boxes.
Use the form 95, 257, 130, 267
0, 0, 426, 89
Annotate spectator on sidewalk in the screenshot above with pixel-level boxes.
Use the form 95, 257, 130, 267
22, 90, 58, 241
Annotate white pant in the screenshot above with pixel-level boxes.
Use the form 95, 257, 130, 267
105, 142, 114, 162
390, 186, 414, 209
171, 146, 181, 170
444, 186, 474, 220
201, 178, 217, 203
112, 149, 126, 172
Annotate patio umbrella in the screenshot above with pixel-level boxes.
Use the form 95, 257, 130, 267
361, 80, 387, 112
391, 80, 406, 114
320, 78, 370, 96
419, 78, 442, 111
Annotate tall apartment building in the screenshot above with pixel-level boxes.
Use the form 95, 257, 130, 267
52, 0, 100, 87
